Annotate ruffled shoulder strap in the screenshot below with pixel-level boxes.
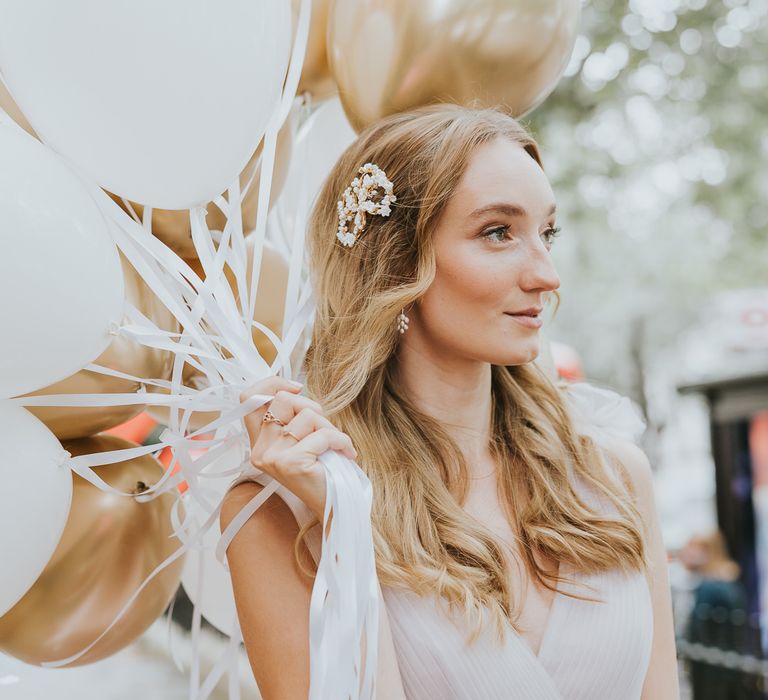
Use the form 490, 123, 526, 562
555, 381, 646, 516
560, 380, 647, 447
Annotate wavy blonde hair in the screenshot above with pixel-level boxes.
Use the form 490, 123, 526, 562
297, 104, 649, 644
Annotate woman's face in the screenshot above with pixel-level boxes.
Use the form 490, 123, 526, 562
413, 137, 561, 367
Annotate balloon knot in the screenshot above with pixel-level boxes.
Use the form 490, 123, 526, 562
108, 321, 121, 336
57, 450, 72, 467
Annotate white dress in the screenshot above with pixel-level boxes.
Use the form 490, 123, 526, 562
229, 381, 654, 699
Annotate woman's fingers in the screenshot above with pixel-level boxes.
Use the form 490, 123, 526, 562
280, 407, 336, 443
251, 394, 327, 447
252, 406, 336, 471
238, 378, 358, 522
268, 392, 324, 422
240, 378, 303, 446
288, 426, 357, 462
239, 376, 302, 406
242, 395, 357, 520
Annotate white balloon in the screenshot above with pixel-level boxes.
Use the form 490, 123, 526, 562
0, 403, 72, 616
0, 0, 292, 210
276, 96, 357, 237
0, 119, 124, 399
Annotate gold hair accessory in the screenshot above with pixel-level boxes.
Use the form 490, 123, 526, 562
336, 163, 396, 247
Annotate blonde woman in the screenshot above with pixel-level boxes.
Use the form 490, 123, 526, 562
221, 104, 680, 699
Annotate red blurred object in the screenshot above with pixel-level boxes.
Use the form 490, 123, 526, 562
749, 412, 768, 490
550, 341, 585, 382
105, 411, 157, 444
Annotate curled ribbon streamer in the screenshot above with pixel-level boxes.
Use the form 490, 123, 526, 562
308, 451, 379, 699
221, 180, 251, 334
13, 391, 212, 407
119, 195, 142, 224
108, 198, 275, 386
246, 122, 273, 327
280, 107, 314, 379
105, 223, 217, 357
226, 622, 243, 700
163, 581, 185, 673
271, 278, 316, 378
245, 0, 312, 334
84, 362, 178, 391
166, 345, 190, 438
189, 550, 204, 696
196, 617, 243, 700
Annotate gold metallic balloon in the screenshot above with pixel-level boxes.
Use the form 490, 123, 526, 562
109, 119, 294, 259
0, 435, 184, 667
146, 238, 289, 430
293, 0, 336, 101
23, 254, 178, 440
0, 79, 35, 135
328, 0, 581, 132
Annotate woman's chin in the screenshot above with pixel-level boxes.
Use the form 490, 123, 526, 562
491, 342, 540, 367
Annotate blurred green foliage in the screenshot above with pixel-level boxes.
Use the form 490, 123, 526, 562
527, 0, 768, 396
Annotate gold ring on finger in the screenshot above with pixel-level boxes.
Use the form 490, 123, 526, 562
282, 429, 301, 443
262, 410, 286, 427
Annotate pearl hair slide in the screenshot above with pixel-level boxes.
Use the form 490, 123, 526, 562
336, 163, 397, 248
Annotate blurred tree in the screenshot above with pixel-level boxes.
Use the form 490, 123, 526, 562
528, 0, 768, 404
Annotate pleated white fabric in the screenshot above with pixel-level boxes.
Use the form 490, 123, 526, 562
381, 555, 653, 699
228, 381, 654, 699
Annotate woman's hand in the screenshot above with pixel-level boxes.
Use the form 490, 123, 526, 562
240, 377, 357, 522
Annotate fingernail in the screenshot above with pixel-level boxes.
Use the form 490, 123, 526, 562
288, 380, 303, 388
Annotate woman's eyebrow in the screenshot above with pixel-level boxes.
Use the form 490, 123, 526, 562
468, 202, 557, 219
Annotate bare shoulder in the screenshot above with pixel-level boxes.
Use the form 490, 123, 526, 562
222, 480, 293, 532
219, 478, 316, 596
220, 481, 408, 700
220, 480, 264, 529
222, 481, 315, 550
220, 480, 316, 700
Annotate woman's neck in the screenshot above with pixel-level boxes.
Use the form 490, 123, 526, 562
395, 337, 493, 464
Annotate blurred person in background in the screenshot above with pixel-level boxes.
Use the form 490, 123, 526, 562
680, 530, 761, 699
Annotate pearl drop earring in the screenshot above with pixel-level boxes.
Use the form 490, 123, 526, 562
396, 309, 409, 334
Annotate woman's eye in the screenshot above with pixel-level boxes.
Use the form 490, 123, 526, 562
543, 226, 562, 246
482, 225, 510, 243
482, 225, 562, 246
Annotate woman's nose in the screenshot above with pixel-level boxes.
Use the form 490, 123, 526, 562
521, 241, 560, 293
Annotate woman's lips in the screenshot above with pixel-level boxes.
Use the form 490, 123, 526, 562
504, 312, 543, 329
